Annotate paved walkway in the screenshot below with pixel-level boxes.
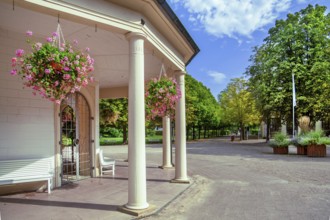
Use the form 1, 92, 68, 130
1, 139, 330, 220
0, 145, 189, 220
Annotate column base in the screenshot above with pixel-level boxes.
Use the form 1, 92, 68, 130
170, 178, 190, 184
117, 204, 156, 217
158, 165, 174, 169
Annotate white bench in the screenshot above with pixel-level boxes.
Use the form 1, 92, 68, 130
0, 158, 53, 194
99, 150, 115, 176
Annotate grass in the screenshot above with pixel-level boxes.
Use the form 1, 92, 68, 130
100, 135, 163, 145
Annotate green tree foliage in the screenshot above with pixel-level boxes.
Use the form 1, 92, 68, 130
218, 78, 261, 140
247, 4, 330, 129
99, 74, 222, 141
185, 74, 221, 139
99, 98, 128, 143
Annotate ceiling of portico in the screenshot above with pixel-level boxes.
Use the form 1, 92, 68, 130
0, 1, 171, 89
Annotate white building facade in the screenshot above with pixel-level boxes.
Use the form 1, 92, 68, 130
0, 0, 199, 212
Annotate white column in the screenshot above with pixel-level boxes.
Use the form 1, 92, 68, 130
126, 32, 149, 210
315, 121, 322, 131
172, 71, 189, 183
161, 116, 173, 168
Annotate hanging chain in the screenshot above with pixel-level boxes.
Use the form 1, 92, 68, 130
53, 23, 66, 48
158, 63, 166, 80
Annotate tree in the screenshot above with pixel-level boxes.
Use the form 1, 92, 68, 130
247, 4, 330, 131
185, 74, 221, 139
99, 98, 128, 143
219, 78, 261, 140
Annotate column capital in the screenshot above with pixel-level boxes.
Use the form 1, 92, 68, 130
126, 31, 147, 40
174, 70, 186, 76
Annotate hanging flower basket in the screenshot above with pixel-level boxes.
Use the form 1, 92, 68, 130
145, 74, 181, 120
10, 28, 94, 104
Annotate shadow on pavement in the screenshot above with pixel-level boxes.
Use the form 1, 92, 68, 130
0, 197, 118, 211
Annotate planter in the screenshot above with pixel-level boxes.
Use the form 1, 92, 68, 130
307, 144, 326, 157
273, 146, 289, 154
297, 145, 307, 155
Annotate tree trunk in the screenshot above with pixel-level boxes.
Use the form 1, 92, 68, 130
192, 125, 196, 140
203, 126, 206, 138
122, 125, 128, 144
266, 117, 271, 142
240, 122, 245, 140
198, 125, 201, 139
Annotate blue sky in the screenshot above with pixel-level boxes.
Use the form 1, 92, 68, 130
168, 0, 330, 99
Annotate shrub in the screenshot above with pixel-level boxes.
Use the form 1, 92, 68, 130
269, 132, 290, 147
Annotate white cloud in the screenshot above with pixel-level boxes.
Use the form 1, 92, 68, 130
208, 71, 227, 84
170, 0, 291, 39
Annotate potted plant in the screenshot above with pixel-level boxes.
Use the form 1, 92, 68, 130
269, 132, 290, 154
305, 130, 330, 157
145, 74, 181, 120
10, 29, 94, 104
295, 136, 309, 155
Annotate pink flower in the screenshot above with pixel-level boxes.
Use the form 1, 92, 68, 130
15, 49, 24, 57
55, 100, 61, 105
63, 74, 71, 80
52, 32, 58, 37
59, 47, 65, 52
74, 60, 79, 65
89, 76, 94, 82
76, 55, 80, 60
34, 42, 42, 51
10, 69, 17, 75
11, 57, 17, 67
73, 39, 78, 45
54, 81, 59, 87
82, 79, 88, 86
26, 75, 33, 81
85, 47, 90, 52
45, 69, 51, 74
46, 37, 53, 43
63, 67, 70, 71
26, 30, 33, 36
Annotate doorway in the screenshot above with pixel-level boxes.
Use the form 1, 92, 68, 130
60, 93, 91, 184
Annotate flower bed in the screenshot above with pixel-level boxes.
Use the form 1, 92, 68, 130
10, 30, 94, 104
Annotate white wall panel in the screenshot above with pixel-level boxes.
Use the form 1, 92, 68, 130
0, 29, 54, 160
